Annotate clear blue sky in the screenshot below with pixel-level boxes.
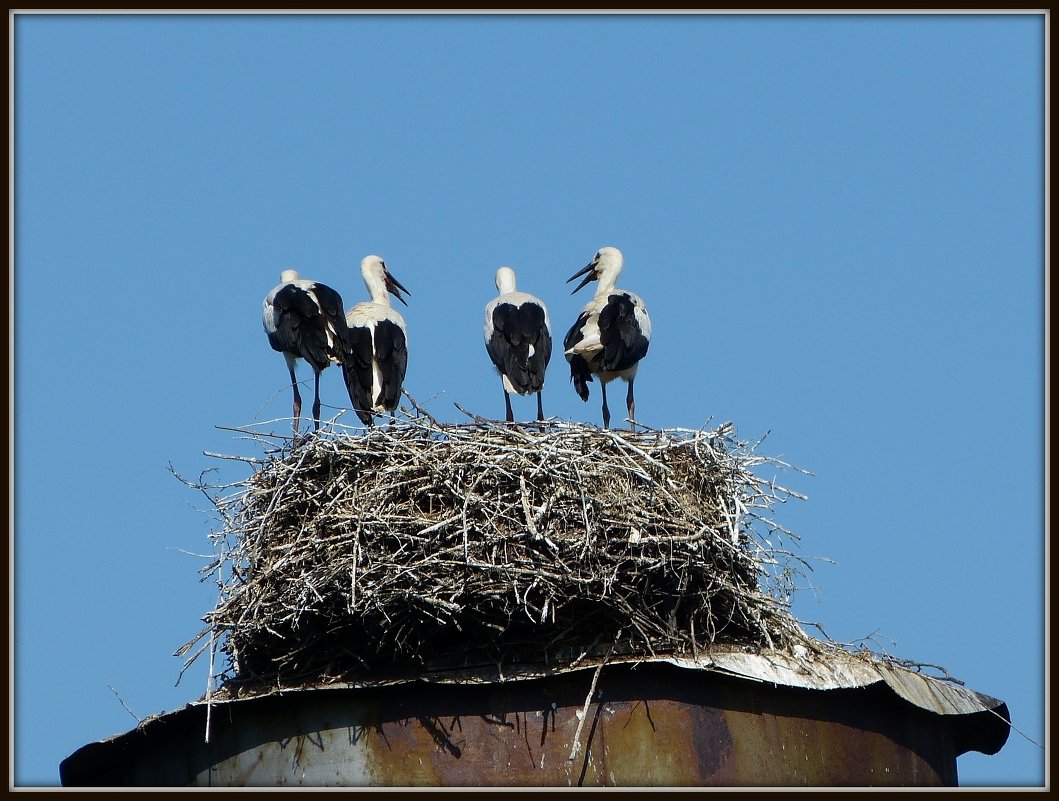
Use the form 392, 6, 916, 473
12, 12, 1045, 788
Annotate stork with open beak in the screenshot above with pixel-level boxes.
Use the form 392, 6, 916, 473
563, 246, 651, 430
344, 255, 411, 426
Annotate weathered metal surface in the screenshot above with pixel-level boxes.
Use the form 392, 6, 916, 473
404, 646, 1007, 719
60, 660, 1009, 787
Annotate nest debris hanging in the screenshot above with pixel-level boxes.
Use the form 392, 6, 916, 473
178, 413, 814, 697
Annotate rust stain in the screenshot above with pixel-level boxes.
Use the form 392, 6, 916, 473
232, 749, 266, 786
60, 663, 969, 787
363, 716, 442, 785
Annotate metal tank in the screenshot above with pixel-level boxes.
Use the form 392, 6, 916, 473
60, 649, 1009, 787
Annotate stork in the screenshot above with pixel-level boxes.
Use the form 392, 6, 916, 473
563, 246, 652, 430
484, 266, 553, 422
262, 269, 354, 433
344, 255, 411, 426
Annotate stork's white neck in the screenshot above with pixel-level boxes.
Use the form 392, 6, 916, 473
496, 267, 517, 295
361, 258, 392, 306
594, 264, 621, 296
365, 273, 392, 306
592, 248, 624, 297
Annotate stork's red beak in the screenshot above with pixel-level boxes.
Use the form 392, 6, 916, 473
566, 261, 598, 295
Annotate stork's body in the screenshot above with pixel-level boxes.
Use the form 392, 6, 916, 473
484, 266, 553, 422
345, 256, 411, 426
262, 269, 353, 432
563, 247, 651, 430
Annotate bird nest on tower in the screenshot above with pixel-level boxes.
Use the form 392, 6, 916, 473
176, 411, 815, 698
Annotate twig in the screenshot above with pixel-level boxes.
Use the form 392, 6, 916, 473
176, 414, 815, 693
204, 631, 216, 743
108, 685, 141, 724
567, 650, 611, 764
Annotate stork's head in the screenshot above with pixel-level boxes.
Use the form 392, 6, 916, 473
280, 269, 300, 283
567, 246, 624, 294
495, 266, 518, 295
361, 255, 411, 306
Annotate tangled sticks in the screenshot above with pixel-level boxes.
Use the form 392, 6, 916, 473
179, 416, 813, 695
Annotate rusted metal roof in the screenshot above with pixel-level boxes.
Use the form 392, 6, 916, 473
59, 647, 1009, 787
292, 644, 1006, 724
672, 648, 1007, 720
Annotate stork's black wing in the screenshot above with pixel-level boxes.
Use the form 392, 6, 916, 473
372, 319, 408, 413
598, 293, 650, 373
267, 283, 319, 354
528, 306, 553, 392
563, 311, 593, 402
562, 311, 588, 354
488, 302, 552, 394
343, 323, 376, 425
268, 282, 349, 373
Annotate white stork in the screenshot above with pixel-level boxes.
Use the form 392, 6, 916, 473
344, 255, 411, 426
484, 266, 553, 422
262, 269, 354, 433
563, 246, 652, 430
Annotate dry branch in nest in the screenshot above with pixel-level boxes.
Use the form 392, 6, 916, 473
177, 413, 814, 697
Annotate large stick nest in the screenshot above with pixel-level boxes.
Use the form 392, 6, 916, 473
178, 414, 814, 696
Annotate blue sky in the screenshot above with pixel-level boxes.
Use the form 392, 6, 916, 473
12, 12, 1045, 788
